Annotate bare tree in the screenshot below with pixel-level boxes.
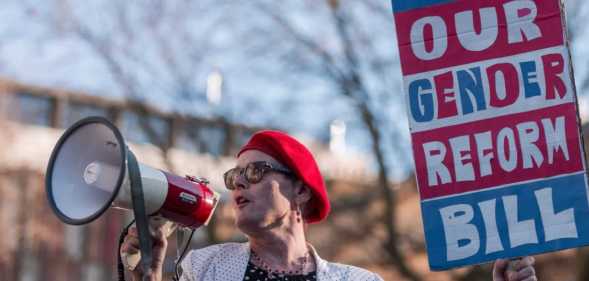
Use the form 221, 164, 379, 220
566, 10, 589, 279
17, 2, 238, 276
42, 1, 213, 170
236, 0, 421, 280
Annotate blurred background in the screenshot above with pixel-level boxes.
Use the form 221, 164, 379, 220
0, 0, 588, 280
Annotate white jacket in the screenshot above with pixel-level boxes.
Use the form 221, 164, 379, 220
180, 242, 384, 281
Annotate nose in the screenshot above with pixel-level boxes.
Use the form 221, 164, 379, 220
233, 172, 248, 190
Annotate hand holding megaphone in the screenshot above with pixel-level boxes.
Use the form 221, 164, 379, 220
120, 218, 177, 279
120, 217, 177, 272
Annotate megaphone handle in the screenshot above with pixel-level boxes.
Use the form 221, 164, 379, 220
121, 219, 177, 271
128, 150, 154, 281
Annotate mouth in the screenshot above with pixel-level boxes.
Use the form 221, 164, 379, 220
235, 196, 251, 209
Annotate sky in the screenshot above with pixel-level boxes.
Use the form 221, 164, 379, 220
1, 0, 588, 180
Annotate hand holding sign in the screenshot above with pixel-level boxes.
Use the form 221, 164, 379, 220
493, 257, 537, 281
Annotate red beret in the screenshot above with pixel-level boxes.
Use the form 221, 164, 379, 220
237, 130, 330, 223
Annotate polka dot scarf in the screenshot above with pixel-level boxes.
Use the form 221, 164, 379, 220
242, 260, 317, 281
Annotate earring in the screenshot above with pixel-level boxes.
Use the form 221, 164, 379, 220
295, 204, 302, 223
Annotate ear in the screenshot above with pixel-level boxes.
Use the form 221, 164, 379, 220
293, 181, 312, 205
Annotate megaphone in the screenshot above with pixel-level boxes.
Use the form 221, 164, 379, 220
45, 116, 220, 273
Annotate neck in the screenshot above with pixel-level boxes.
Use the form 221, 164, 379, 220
247, 222, 313, 272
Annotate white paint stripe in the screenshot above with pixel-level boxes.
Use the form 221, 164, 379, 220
404, 45, 574, 132
420, 170, 587, 203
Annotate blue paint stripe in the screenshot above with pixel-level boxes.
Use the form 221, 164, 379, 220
392, 0, 455, 13
421, 173, 589, 270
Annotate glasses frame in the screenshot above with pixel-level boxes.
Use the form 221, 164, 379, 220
223, 161, 294, 190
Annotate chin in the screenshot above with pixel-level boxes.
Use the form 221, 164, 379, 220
235, 214, 266, 232
236, 220, 256, 235
235, 213, 255, 228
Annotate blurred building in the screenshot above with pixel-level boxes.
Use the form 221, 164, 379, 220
0, 77, 255, 281
3, 77, 588, 281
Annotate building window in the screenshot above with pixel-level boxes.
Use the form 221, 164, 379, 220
122, 111, 170, 147
63, 102, 110, 128
175, 126, 200, 154
197, 125, 226, 156
7, 92, 52, 127
230, 128, 255, 155
177, 123, 226, 156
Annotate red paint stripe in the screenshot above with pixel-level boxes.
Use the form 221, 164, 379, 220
394, 0, 563, 75
412, 103, 583, 199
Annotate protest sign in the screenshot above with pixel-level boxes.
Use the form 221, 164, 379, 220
391, 0, 589, 270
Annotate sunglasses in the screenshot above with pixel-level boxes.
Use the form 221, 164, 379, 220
223, 161, 294, 190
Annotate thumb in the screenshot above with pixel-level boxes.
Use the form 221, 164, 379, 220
492, 259, 509, 281
152, 227, 169, 265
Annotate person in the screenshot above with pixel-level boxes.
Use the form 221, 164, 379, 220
121, 130, 538, 281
